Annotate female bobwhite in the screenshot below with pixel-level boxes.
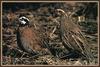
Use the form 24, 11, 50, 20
55, 9, 94, 62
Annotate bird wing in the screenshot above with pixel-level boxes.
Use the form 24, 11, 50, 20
62, 19, 94, 61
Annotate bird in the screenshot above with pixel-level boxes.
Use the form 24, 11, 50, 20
16, 15, 48, 56
55, 9, 94, 62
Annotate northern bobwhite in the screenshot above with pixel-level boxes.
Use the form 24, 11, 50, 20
55, 9, 94, 62
16, 15, 47, 56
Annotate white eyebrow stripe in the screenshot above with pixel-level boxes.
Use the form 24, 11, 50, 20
19, 16, 30, 21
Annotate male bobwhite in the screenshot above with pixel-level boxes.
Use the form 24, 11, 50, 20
16, 15, 48, 56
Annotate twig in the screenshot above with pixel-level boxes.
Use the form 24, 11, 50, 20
50, 26, 57, 39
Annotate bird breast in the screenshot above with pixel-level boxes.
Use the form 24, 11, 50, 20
17, 26, 42, 53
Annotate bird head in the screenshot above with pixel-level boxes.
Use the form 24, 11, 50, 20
18, 15, 30, 27
55, 9, 68, 17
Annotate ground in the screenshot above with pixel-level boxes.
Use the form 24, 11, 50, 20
2, 2, 98, 65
